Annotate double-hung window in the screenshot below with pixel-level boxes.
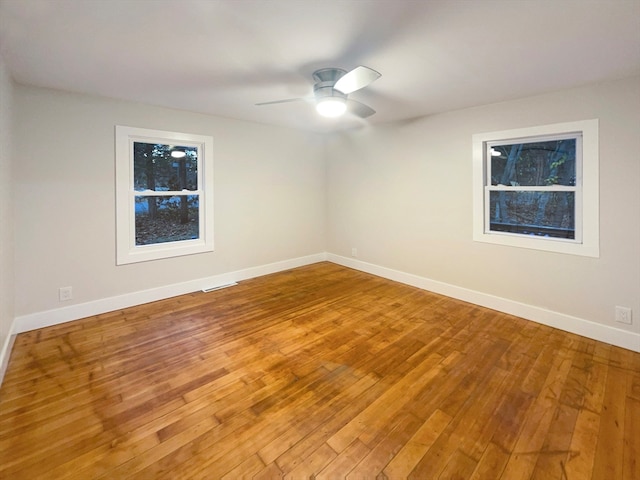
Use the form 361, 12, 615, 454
116, 126, 214, 265
473, 120, 599, 257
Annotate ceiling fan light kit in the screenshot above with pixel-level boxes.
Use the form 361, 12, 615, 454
314, 73, 348, 117
257, 65, 381, 120
316, 98, 347, 117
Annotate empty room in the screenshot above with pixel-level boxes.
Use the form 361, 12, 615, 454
0, 0, 638, 478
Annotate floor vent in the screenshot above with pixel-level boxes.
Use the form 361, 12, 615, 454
202, 282, 238, 293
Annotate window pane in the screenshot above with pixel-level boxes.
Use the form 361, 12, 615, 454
133, 142, 198, 192
490, 139, 576, 187
135, 195, 199, 245
489, 191, 575, 239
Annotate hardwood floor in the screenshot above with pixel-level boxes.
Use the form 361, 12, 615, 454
0, 262, 638, 479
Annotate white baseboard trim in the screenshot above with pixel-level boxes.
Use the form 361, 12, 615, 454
0, 325, 16, 385
13, 253, 327, 335
327, 254, 640, 353
4, 249, 637, 383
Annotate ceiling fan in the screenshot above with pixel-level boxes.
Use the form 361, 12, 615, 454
256, 66, 381, 118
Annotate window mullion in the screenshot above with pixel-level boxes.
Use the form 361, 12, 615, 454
487, 186, 577, 192
133, 190, 201, 197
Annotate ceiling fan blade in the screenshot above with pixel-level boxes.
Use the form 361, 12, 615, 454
255, 97, 305, 106
347, 99, 376, 118
334, 66, 381, 94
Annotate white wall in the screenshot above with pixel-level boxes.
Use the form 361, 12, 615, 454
0, 57, 15, 374
13, 85, 326, 318
326, 76, 640, 345
7, 76, 640, 355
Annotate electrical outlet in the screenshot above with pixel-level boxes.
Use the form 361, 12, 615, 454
59, 286, 73, 302
351, 247, 358, 258
615, 306, 632, 325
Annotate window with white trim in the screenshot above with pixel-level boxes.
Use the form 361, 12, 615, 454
116, 126, 214, 265
472, 120, 599, 257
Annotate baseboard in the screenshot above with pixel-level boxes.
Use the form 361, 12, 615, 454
0, 325, 16, 386
327, 253, 640, 353
12, 253, 327, 335
5, 249, 638, 379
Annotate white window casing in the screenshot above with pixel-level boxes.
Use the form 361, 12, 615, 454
472, 119, 599, 257
115, 126, 214, 265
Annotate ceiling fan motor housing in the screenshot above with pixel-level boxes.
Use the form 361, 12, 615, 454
312, 68, 346, 83
314, 82, 347, 101
313, 68, 348, 101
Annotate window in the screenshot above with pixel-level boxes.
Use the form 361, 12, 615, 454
473, 120, 599, 257
116, 126, 214, 264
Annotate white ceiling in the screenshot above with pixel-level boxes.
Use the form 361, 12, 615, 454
1, 0, 639, 133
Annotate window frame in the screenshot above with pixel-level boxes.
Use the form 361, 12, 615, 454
115, 126, 214, 265
472, 119, 599, 257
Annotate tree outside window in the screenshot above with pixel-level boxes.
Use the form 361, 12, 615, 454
487, 137, 577, 240
133, 142, 199, 245
116, 126, 214, 265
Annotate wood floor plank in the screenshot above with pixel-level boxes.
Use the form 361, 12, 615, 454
325, 350, 444, 453
346, 410, 423, 478
250, 367, 360, 465
283, 443, 337, 480
271, 373, 384, 473
438, 448, 478, 480
469, 441, 510, 480
529, 340, 593, 479
315, 439, 370, 480
623, 396, 640, 480
383, 408, 452, 478
220, 453, 266, 480
454, 366, 511, 462
252, 462, 284, 479
0, 262, 637, 479
562, 350, 610, 480
499, 337, 577, 480
591, 355, 628, 479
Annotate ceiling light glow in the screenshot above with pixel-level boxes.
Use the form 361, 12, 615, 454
316, 98, 347, 117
